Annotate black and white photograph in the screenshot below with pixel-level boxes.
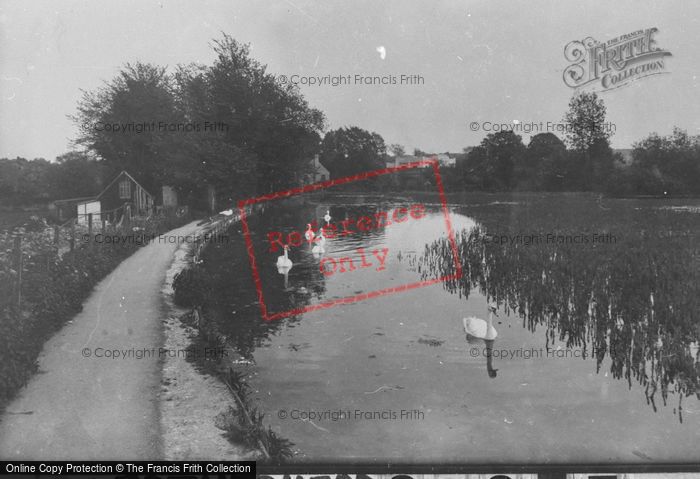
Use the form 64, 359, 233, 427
1, 0, 700, 473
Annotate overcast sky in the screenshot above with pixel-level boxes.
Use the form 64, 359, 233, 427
1, 0, 699, 161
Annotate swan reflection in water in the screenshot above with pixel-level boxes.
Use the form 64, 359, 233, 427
277, 263, 293, 291
463, 303, 499, 378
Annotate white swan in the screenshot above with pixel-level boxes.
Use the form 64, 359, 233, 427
317, 230, 326, 246
324, 209, 331, 224
276, 245, 293, 268
304, 223, 315, 242
463, 303, 498, 340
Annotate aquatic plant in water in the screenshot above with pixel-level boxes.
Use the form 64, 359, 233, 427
419, 197, 700, 422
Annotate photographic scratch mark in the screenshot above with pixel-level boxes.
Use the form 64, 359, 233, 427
284, 0, 316, 23
632, 449, 653, 461
301, 417, 329, 432
364, 385, 404, 394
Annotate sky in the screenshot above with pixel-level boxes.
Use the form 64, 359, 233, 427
1, 0, 700, 161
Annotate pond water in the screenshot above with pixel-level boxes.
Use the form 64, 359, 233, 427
199, 194, 700, 464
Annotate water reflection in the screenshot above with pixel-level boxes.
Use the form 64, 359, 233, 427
200, 200, 433, 357
420, 213, 700, 420
199, 206, 327, 357
485, 339, 498, 378
197, 197, 700, 460
463, 303, 500, 378
277, 264, 292, 291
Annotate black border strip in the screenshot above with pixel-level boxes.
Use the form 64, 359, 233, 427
258, 463, 700, 474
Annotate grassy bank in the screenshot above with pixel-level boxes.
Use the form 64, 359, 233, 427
171, 210, 296, 463
0, 212, 192, 410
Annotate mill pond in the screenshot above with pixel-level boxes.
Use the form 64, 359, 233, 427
193, 192, 700, 463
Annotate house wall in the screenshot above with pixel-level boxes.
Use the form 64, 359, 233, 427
314, 156, 330, 182
100, 172, 153, 221
77, 200, 101, 225
59, 203, 75, 221
437, 153, 456, 167
100, 176, 128, 220
49, 199, 90, 222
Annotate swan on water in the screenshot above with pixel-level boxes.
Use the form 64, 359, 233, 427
463, 303, 498, 341
316, 229, 326, 246
324, 209, 331, 224
304, 223, 315, 242
276, 245, 293, 268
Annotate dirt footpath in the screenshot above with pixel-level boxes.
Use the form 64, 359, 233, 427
0, 221, 200, 459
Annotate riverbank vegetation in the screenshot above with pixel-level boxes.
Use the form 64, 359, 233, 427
173, 288, 296, 462
419, 194, 700, 421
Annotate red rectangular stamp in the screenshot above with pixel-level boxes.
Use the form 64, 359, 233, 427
237, 158, 462, 321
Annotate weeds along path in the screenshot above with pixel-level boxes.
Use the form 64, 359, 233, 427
0, 221, 201, 459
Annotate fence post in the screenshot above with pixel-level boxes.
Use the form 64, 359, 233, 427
124, 204, 131, 231
13, 235, 22, 310
88, 213, 93, 250
70, 221, 76, 252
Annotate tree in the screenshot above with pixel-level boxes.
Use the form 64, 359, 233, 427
389, 144, 405, 156
73, 62, 181, 192
476, 131, 526, 190
169, 62, 258, 205
630, 127, 700, 195
319, 127, 387, 179
0, 157, 52, 205
460, 145, 488, 189
203, 35, 324, 194
49, 151, 105, 199
413, 148, 429, 157
175, 35, 324, 197
73, 35, 325, 204
458, 132, 525, 191
563, 91, 613, 189
524, 133, 567, 190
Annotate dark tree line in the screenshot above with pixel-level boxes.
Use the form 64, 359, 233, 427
455, 92, 618, 192
71, 34, 324, 208
4, 73, 700, 205
446, 92, 700, 196
612, 127, 700, 196
455, 130, 619, 192
0, 153, 105, 206
319, 126, 387, 179
453, 128, 700, 196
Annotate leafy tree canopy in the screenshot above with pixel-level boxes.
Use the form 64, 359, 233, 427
319, 127, 386, 179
